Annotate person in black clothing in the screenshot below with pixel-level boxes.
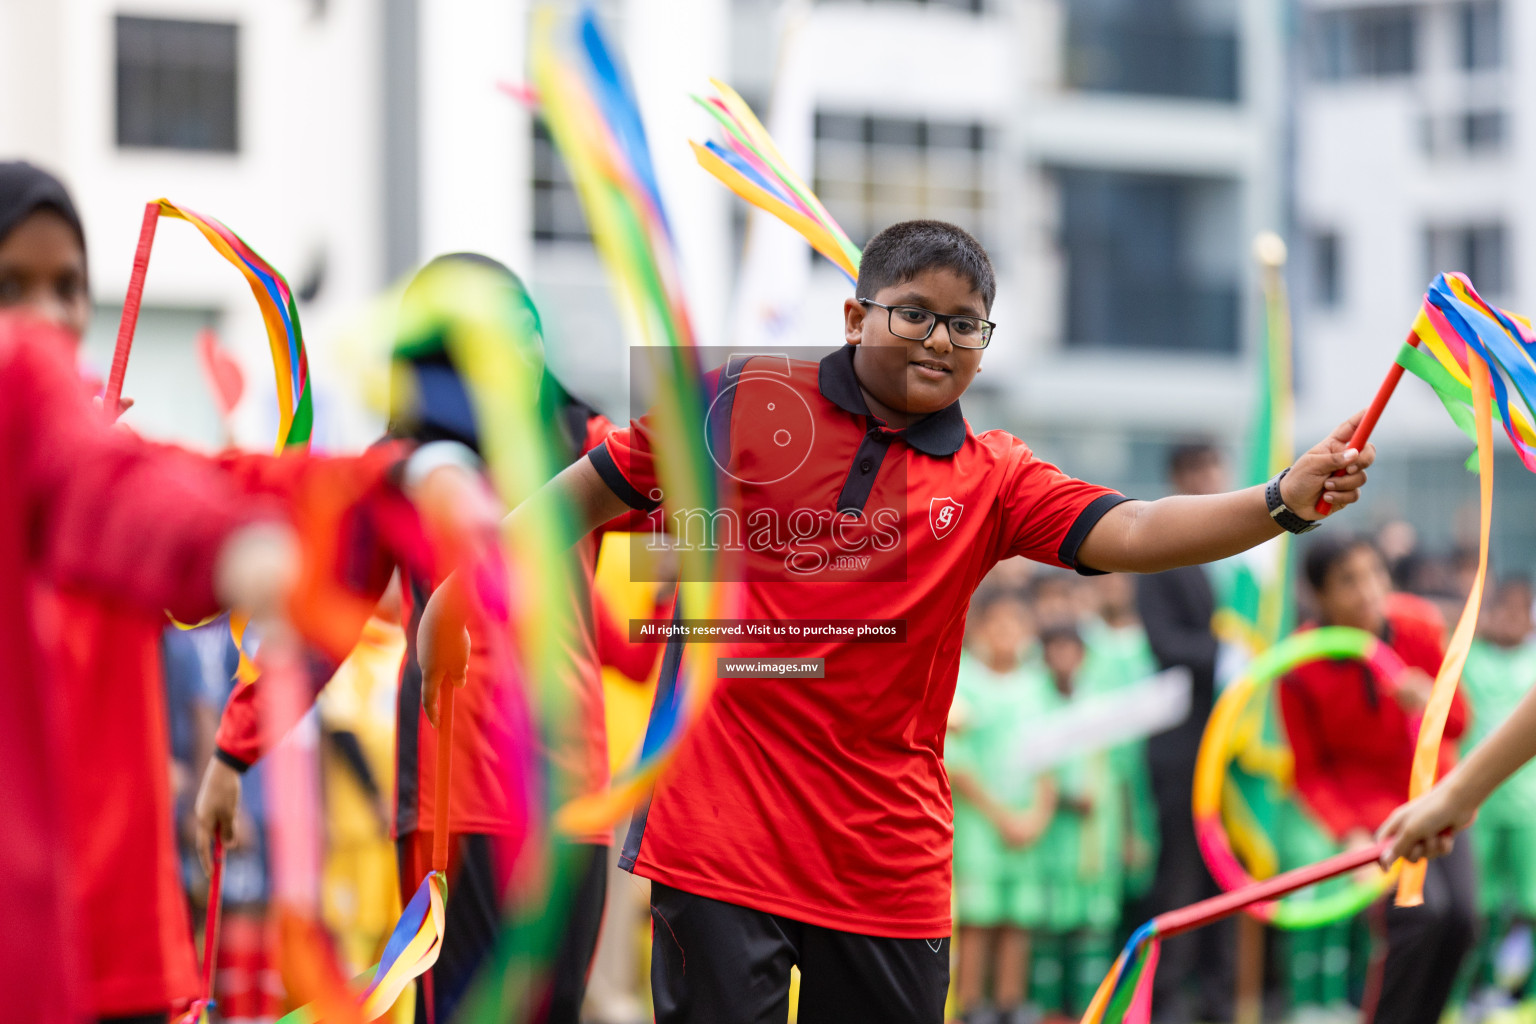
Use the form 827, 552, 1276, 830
1134, 443, 1234, 1024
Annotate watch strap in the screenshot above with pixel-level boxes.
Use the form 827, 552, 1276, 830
1267, 468, 1321, 535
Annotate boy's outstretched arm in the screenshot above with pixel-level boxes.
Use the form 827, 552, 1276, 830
1077, 411, 1375, 574
1378, 683, 1536, 865
417, 458, 631, 718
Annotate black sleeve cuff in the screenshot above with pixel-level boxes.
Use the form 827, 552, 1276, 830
1059, 493, 1135, 576
587, 444, 661, 512
215, 747, 252, 774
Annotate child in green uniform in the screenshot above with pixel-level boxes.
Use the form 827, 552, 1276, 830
1462, 577, 1536, 1000
1033, 625, 1126, 1019
1080, 573, 1160, 907
950, 587, 1058, 1024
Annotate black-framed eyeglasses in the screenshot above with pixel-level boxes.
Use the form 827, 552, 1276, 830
858, 299, 995, 349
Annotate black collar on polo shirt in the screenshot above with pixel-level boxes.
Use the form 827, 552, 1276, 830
817, 344, 966, 457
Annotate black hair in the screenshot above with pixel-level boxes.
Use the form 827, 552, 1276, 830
1038, 623, 1085, 650
1028, 569, 1074, 600
0, 161, 86, 256
855, 220, 996, 313
1167, 442, 1222, 482
969, 582, 1030, 623
1303, 534, 1383, 593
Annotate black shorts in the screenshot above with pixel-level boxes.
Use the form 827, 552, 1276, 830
649, 881, 949, 1024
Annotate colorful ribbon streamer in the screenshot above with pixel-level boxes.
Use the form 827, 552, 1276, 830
356, 870, 448, 1019
154, 199, 313, 452
528, 5, 729, 838
110, 199, 316, 682
1401, 274, 1536, 468
1389, 273, 1530, 902
1390, 273, 1511, 904
268, 873, 448, 1023
690, 79, 860, 283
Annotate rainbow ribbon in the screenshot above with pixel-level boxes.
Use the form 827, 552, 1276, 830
1389, 272, 1525, 903
529, 5, 728, 839
351, 869, 448, 1019
145, 200, 314, 681
155, 200, 313, 452
690, 80, 861, 282
273, 871, 448, 1024
1396, 273, 1536, 468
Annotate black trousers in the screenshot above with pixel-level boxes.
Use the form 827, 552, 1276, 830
649, 881, 950, 1024
404, 835, 608, 1024
1366, 838, 1478, 1024
1143, 756, 1234, 1023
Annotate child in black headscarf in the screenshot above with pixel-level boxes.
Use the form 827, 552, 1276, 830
0, 161, 90, 340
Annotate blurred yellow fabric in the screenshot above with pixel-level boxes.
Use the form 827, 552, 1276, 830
596, 534, 663, 772
317, 616, 407, 986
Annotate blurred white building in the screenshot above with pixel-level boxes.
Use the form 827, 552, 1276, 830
0, 0, 396, 450
0, 0, 1290, 501
724, 0, 1288, 495
1292, 0, 1536, 559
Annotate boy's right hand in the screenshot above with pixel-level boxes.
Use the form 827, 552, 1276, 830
194, 757, 243, 876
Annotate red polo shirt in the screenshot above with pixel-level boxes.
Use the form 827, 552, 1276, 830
1279, 593, 1467, 840
591, 345, 1127, 937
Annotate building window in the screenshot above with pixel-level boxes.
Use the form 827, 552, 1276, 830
1055, 169, 1241, 354
812, 112, 989, 249
1310, 7, 1417, 81
532, 120, 589, 243
1426, 224, 1508, 295
1065, 0, 1239, 102
116, 16, 238, 152
822, 0, 985, 9
1459, 1, 1501, 71
1310, 232, 1342, 309
1462, 110, 1506, 152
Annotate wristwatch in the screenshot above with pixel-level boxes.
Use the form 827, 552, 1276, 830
1266, 468, 1321, 534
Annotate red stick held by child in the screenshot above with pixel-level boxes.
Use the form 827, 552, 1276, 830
104, 201, 161, 421
1314, 328, 1421, 515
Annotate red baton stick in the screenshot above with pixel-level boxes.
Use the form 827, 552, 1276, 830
1155, 840, 1389, 938
431, 679, 457, 874
103, 202, 161, 421
1314, 329, 1420, 516
201, 835, 225, 1004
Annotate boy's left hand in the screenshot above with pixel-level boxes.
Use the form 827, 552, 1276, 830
1278, 410, 1377, 519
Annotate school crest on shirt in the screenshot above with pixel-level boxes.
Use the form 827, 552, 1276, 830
929, 497, 963, 540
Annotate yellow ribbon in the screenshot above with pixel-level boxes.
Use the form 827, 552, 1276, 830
1396, 350, 1493, 906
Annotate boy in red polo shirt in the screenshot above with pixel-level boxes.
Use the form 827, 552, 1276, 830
421, 220, 1379, 1023
1282, 535, 1474, 1024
